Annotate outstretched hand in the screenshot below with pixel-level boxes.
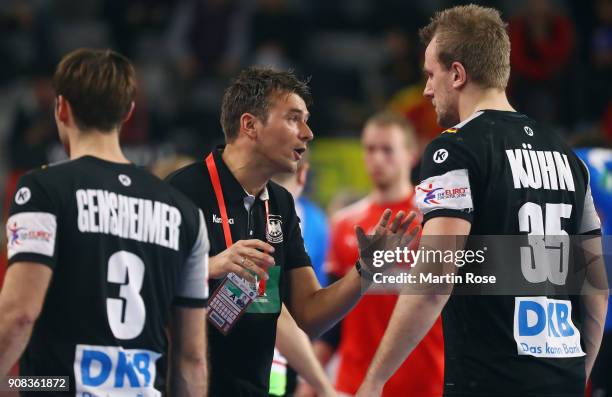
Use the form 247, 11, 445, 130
355, 209, 420, 278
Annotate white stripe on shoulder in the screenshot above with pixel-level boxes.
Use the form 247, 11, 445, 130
453, 111, 484, 129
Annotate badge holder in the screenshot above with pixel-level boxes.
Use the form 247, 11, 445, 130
208, 273, 257, 335
204, 153, 268, 334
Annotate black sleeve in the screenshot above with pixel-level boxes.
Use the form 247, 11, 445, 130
6, 172, 59, 269
416, 133, 481, 224
284, 191, 312, 270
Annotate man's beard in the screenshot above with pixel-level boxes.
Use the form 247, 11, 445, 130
436, 107, 460, 129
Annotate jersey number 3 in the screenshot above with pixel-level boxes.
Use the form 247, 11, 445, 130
106, 251, 146, 340
518, 202, 571, 285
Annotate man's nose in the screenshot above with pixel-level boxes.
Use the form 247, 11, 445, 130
300, 123, 314, 142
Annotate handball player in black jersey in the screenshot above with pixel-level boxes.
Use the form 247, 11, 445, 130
358, 5, 607, 397
0, 49, 209, 396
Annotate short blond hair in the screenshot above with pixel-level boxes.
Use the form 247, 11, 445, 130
419, 4, 510, 89
364, 111, 417, 149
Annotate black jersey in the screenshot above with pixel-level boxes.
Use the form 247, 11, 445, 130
6, 156, 209, 396
415, 110, 601, 397
166, 150, 312, 397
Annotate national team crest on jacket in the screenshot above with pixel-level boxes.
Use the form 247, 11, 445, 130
266, 215, 283, 243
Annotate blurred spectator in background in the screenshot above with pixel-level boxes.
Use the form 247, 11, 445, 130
249, 0, 305, 70
509, 0, 575, 128
8, 75, 56, 171
589, 0, 612, 140
387, 82, 440, 155
317, 111, 443, 397
163, 0, 248, 150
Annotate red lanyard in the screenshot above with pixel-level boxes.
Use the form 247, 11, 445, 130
206, 153, 233, 248
205, 153, 269, 294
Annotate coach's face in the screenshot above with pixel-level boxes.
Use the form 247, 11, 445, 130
257, 91, 313, 173
423, 37, 460, 128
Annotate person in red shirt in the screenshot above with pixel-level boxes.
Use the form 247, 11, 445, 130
318, 111, 444, 397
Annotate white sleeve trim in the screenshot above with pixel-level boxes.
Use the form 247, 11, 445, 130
178, 209, 210, 300
7, 212, 57, 259
580, 185, 601, 234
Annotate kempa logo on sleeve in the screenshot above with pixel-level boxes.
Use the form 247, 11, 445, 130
433, 149, 449, 163
15, 187, 31, 205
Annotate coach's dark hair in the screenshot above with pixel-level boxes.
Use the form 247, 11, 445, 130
53, 48, 136, 132
220, 67, 312, 142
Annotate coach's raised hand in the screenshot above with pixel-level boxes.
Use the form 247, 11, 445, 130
355, 209, 420, 281
209, 239, 275, 283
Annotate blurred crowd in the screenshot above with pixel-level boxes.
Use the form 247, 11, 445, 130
1, 0, 612, 232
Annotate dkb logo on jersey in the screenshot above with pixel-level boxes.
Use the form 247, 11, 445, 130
74, 344, 162, 397
513, 297, 584, 358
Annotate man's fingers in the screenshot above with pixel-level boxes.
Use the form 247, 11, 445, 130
242, 258, 269, 280
389, 211, 406, 233
239, 239, 275, 254
239, 247, 275, 268
401, 224, 421, 247
376, 209, 392, 230
398, 214, 413, 236
355, 225, 369, 249
404, 211, 417, 226
230, 265, 257, 283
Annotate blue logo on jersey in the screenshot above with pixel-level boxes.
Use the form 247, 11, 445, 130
513, 297, 584, 358
81, 350, 154, 387
74, 344, 161, 396
518, 300, 574, 337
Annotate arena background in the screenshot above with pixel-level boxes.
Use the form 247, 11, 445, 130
0, 0, 611, 395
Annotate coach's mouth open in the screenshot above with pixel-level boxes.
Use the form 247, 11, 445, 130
293, 147, 306, 160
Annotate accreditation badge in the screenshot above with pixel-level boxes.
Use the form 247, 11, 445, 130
207, 273, 257, 335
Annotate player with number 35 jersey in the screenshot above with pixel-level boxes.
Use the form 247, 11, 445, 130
357, 6, 606, 397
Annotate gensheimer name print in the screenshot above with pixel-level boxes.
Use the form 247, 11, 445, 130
76, 189, 182, 251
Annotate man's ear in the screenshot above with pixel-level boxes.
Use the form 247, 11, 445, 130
55, 95, 71, 125
450, 61, 467, 89
123, 101, 135, 123
239, 113, 259, 139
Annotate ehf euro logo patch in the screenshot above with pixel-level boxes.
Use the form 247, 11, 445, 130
266, 215, 283, 244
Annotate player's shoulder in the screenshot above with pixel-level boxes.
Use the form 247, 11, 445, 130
164, 160, 211, 202
435, 110, 491, 141
166, 160, 207, 184
17, 158, 84, 194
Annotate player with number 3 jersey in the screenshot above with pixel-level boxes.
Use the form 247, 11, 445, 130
0, 49, 209, 396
